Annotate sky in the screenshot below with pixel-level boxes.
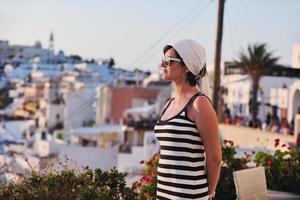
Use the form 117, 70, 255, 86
0, 0, 299, 72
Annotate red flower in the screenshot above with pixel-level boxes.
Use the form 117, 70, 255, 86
274, 138, 280, 143
281, 144, 286, 147
267, 159, 273, 165
140, 160, 145, 164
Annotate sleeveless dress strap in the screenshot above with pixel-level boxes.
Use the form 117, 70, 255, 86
182, 92, 202, 111
183, 92, 212, 112
161, 98, 175, 116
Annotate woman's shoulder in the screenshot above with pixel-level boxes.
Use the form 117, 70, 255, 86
191, 94, 215, 116
189, 95, 218, 128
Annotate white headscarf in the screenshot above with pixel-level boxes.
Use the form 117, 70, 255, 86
167, 39, 210, 98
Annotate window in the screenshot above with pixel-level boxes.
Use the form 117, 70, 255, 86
41, 131, 47, 140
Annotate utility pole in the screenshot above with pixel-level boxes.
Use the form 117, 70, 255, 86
212, 0, 225, 121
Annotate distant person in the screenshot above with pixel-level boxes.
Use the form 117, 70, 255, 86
224, 104, 231, 124
265, 112, 271, 127
271, 117, 280, 133
290, 118, 295, 135
234, 115, 242, 126
154, 39, 221, 200
280, 118, 290, 135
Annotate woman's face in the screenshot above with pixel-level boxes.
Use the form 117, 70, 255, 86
161, 48, 185, 81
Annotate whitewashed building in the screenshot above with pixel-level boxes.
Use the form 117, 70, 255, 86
221, 44, 300, 124
223, 74, 297, 122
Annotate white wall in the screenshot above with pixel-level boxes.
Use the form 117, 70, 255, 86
82, 84, 96, 122
118, 132, 159, 174
117, 146, 144, 173
222, 75, 251, 117
64, 87, 85, 129
46, 104, 64, 128
220, 124, 296, 150
222, 74, 297, 121
292, 43, 300, 69
58, 145, 118, 172
95, 85, 111, 125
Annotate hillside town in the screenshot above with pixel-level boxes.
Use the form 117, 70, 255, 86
0, 34, 300, 191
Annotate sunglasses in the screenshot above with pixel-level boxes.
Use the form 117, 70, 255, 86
161, 55, 182, 66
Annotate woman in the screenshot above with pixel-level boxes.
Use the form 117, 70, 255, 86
154, 39, 221, 200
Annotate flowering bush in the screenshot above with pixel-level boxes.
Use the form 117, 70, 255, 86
133, 152, 159, 200
0, 167, 137, 200
134, 141, 250, 200
254, 139, 300, 194
136, 139, 300, 199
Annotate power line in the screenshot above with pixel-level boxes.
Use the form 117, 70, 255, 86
137, 0, 214, 69
129, 0, 210, 68
169, 0, 213, 40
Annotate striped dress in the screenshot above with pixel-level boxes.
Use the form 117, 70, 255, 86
154, 92, 209, 200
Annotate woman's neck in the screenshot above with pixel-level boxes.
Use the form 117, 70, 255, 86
172, 82, 199, 100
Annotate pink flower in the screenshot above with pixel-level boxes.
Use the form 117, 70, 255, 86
144, 175, 153, 184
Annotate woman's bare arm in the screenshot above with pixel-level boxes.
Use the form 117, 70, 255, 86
192, 96, 222, 195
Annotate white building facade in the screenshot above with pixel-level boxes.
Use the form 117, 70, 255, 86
222, 74, 297, 122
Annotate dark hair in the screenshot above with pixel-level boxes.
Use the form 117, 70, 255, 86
163, 45, 206, 87
187, 64, 207, 86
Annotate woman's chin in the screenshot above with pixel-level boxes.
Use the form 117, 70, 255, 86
162, 74, 169, 80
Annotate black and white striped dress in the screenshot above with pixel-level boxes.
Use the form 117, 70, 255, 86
154, 92, 209, 200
